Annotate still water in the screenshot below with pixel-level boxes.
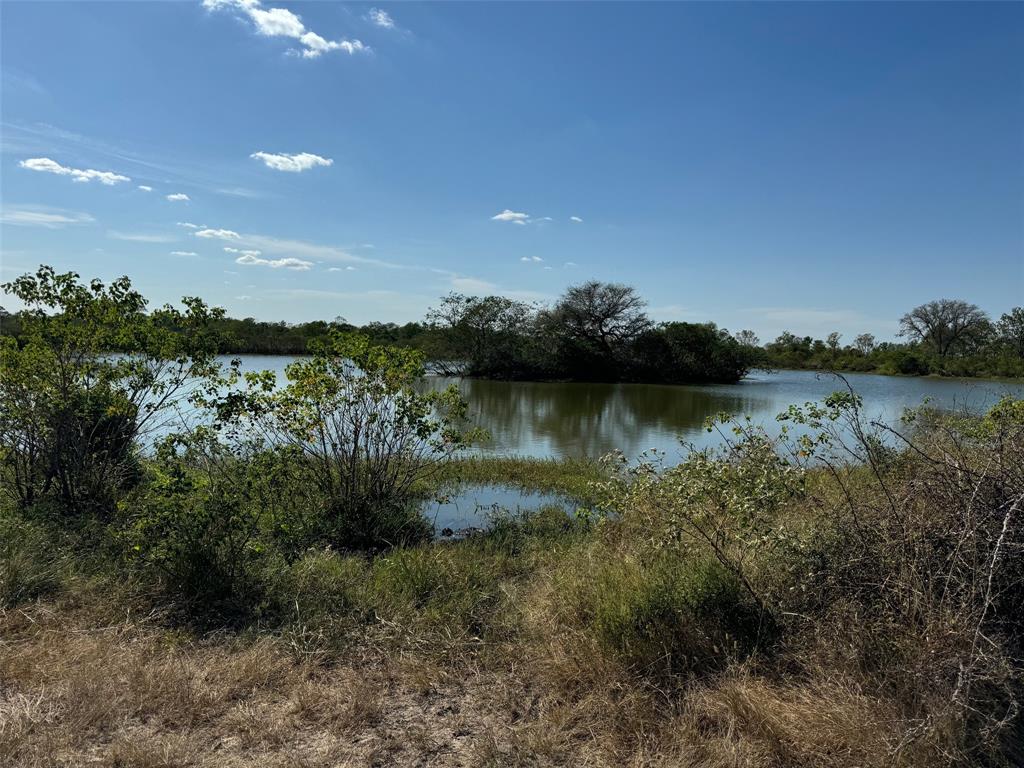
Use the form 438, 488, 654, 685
230, 357, 1024, 462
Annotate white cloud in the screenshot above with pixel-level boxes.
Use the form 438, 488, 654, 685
569, 216, 583, 223
194, 228, 240, 239
0, 206, 95, 229
138, 185, 153, 192
328, 266, 357, 272
250, 151, 333, 172
19, 157, 130, 185
177, 221, 201, 229
519, 256, 543, 262
366, 8, 394, 28
564, 261, 577, 267
204, 0, 369, 59
108, 230, 177, 243
450, 276, 497, 293
166, 192, 190, 201
235, 233, 384, 267
170, 251, 199, 257
224, 247, 263, 257
235, 295, 252, 301
235, 253, 314, 270
533, 216, 553, 223
491, 209, 529, 225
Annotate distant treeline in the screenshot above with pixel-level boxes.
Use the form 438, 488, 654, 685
758, 301, 1024, 379
2, 279, 1021, 381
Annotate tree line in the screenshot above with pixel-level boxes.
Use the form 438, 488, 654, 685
758, 300, 1024, 378
3, 272, 1021, 381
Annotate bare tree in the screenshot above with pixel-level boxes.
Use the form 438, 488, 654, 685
553, 281, 650, 355
899, 299, 991, 357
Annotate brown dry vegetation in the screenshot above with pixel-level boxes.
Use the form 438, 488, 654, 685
0, 583, 953, 768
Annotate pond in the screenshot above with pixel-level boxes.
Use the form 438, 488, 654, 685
422, 484, 571, 538
229, 357, 1023, 462
221, 359, 1024, 532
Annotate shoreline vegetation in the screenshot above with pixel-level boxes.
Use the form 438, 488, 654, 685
4, 269, 1021, 383
2, 266, 1023, 766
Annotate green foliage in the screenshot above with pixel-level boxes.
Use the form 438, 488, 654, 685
120, 433, 265, 615
427, 283, 756, 384
203, 330, 478, 551
369, 543, 511, 635
0, 266, 226, 517
763, 304, 1024, 378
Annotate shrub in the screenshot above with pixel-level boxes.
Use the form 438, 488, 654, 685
204, 331, 477, 552
120, 434, 264, 617
0, 266, 224, 518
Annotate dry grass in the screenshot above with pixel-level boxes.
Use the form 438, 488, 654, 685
0, 592, 529, 768
2, 574, 1017, 768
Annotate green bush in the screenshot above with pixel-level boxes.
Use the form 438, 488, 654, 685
120, 439, 264, 618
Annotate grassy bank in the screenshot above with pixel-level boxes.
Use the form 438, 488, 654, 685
3, 399, 1023, 767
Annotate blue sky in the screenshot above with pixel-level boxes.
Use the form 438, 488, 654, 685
2, 1, 1022, 340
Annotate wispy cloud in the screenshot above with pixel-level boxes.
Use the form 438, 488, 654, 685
0, 206, 95, 229
224, 246, 263, 257
138, 185, 153, 192
250, 151, 333, 172
231, 232, 389, 267
328, 266, 357, 272
569, 215, 583, 223
491, 209, 530, 225
194, 226, 407, 271
194, 228, 241, 239
235, 253, 314, 270
177, 221, 201, 229
4, 122, 251, 198
365, 8, 395, 29
19, 157, 130, 185
170, 250, 199, 257
108, 230, 177, 243
204, 0, 369, 59
450, 276, 497, 293
166, 192, 190, 201
519, 256, 543, 263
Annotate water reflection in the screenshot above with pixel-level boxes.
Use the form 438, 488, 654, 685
224, 357, 1024, 462
422, 377, 773, 459
422, 484, 568, 536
